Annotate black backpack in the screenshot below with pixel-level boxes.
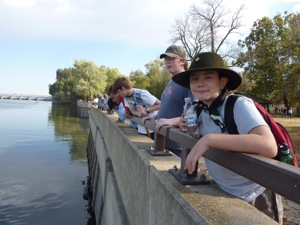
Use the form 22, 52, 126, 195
225, 94, 298, 167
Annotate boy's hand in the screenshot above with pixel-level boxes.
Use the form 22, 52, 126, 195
179, 114, 187, 133
124, 106, 132, 118
184, 135, 209, 174
136, 105, 147, 118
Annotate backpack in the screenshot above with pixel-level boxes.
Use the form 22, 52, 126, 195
225, 94, 298, 167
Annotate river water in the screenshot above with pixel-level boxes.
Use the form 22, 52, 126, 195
0, 99, 91, 225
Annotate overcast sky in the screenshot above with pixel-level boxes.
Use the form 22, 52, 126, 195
0, 0, 299, 96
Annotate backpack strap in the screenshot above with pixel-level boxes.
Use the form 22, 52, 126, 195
224, 95, 240, 134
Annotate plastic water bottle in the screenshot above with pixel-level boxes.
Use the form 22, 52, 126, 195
183, 97, 198, 137
278, 143, 294, 165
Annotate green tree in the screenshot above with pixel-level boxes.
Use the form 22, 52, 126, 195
284, 13, 300, 107
129, 70, 150, 90
49, 68, 76, 102
73, 60, 107, 100
236, 12, 300, 107
145, 60, 171, 99
49, 81, 64, 101
105, 67, 124, 93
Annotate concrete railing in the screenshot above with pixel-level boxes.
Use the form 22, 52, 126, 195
77, 100, 90, 118
86, 107, 281, 225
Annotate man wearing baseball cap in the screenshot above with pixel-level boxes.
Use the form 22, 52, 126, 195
143, 45, 194, 157
160, 45, 187, 60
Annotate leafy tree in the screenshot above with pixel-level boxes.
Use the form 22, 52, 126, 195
105, 67, 124, 93
129, 61, 171, 99
145, 60, 171, 99
284, 13, 300, 107
49, 81, 64, 101
73, 60, 107, 101
170, 0, 244, 61
236, 12, 300, 107
129, 69, 150, 90
49, 61, 122, 102
49, 68, 77, 102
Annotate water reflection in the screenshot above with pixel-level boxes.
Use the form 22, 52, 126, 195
49, 104, 90, 164
0, 177, 67, 225
0, 100, 91, 225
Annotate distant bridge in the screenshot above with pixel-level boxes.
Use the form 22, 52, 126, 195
0, 94, 52, 101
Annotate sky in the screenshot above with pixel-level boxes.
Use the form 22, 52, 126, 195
0, 0, 300, 96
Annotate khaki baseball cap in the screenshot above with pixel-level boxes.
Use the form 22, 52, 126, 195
160, 45, 186, 59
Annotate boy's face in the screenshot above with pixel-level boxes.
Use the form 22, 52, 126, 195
109, 93, 122, 104
116, 86, 127, 99
163, 56, 185, 75
189, 70, 228, 105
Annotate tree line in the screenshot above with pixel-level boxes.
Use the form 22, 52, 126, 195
48, 59, 171, 102
49, 0, 300, 109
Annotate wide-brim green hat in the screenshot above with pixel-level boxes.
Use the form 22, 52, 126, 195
172, 52, 242, 91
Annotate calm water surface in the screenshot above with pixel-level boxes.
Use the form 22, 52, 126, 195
0, 100, 90, 225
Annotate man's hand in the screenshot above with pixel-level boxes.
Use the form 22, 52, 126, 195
156, 117, 181, 131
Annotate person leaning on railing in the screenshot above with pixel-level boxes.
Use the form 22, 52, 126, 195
112, 77, 160, 140
142, 45, 194, 157
107, 97, 126, 123
173, 52, 283, 224
108, 85, 138, 129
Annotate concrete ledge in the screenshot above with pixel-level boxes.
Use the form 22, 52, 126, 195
77, 100, 90, 118
87, 107, 278, 225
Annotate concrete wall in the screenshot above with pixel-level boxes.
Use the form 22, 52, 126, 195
87, 107, 278, 225
77, 100, 90, 118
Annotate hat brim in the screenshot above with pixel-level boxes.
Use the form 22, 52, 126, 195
160, 52, 180, 59
172, 68, 242, 91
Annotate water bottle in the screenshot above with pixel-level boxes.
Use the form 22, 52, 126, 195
278, 143, 294, 165
183, 97, 198, 137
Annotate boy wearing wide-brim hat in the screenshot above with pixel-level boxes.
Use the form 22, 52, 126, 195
173, 52, 283, 224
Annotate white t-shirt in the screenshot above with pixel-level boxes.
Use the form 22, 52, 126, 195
199, 95, 268, 202
125, 89, 158, 134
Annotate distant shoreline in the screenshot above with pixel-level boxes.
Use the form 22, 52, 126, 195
0, 93, 51, 97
